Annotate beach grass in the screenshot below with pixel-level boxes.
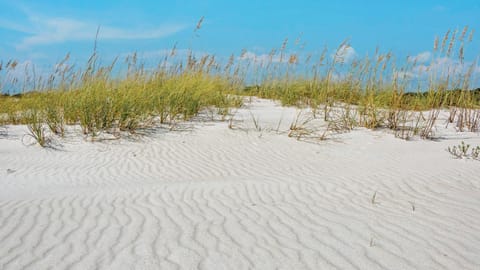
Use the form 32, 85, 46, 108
1, 27, 479, 145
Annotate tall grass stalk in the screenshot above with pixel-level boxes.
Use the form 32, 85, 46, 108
0, 28, 479, 141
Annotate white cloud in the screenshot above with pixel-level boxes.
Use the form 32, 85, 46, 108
238, 51, 283, 65
332, 45, 356, 63
414, 57, 463, 75
131, 49, 206, 59
396, 56, 480, 82
393, 70, 415, 79
0, 18, 32, 34
408, 51, 431, 63
0, 12, 187, 50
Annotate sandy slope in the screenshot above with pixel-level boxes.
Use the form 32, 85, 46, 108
1, 99, 480, 270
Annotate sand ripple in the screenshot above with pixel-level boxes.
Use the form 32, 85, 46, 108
1, 99, 480, 269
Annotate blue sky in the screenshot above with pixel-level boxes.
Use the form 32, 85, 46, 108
1, 0, 480, 81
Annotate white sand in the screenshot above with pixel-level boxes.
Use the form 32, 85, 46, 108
1, 98, 480, 270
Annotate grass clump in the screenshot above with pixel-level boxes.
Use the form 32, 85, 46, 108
24, 109, 51, 147
447, 141, 480, 160
238, 27, 479, 140
0, 26, 479, 143
0, 52, 241, 140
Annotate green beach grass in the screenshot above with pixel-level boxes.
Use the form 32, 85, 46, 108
1, 27, 479, 145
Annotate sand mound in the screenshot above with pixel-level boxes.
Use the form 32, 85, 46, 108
1, 99, 480, 269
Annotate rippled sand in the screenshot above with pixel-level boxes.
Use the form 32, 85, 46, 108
1, 99, 479, 269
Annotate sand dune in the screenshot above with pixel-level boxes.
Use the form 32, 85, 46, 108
1, 99, 480, 269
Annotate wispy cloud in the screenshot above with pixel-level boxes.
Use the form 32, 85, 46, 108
0, 19, 32, 34
0, 10, 187, 50
408, 51, 431, 64
238, 51, 283, 65
332, 45, 357, 63
396, 52, 480, 83
413, 56, 479, 77
127, 49, 207, 59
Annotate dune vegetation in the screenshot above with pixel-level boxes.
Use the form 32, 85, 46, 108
0, 27, 479, 145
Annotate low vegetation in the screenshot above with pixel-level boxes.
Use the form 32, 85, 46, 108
0, 26, 479, 146
1, 52, 242, 145
447, 141, 480, 160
